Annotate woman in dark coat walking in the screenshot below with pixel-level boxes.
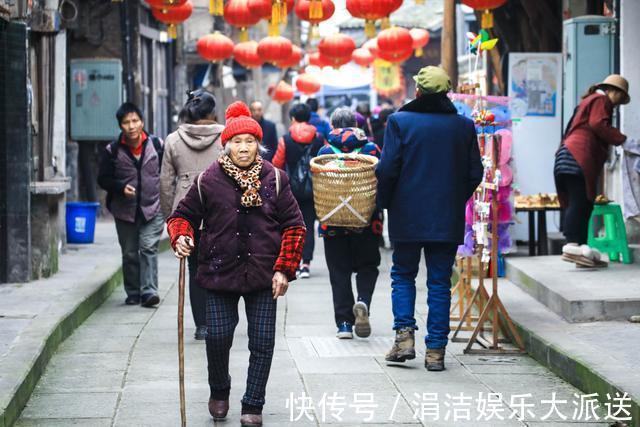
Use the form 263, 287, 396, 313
167, 101, 305, 427
554, 74, 630, 267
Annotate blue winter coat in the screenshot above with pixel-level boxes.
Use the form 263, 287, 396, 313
376, 94, 483, 243
309, 112, 331, 141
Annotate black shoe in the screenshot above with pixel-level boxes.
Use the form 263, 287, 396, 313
140, 293, 160, 307
125, 296, 140, 305
194, 326, 208, 340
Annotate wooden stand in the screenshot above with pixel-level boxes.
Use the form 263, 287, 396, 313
463, 133, 525, 354
450, 249, 490, 342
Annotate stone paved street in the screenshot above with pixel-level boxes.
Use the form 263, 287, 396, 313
15, 241, 608, 426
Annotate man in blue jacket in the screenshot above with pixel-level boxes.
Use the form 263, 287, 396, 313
376, 66, 483, 371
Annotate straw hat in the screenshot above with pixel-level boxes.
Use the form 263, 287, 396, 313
597, 74, 631, 105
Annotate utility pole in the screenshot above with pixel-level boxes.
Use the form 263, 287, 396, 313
441, 0, 458, 89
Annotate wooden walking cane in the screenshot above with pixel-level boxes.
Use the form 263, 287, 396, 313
178, 257, 187, 427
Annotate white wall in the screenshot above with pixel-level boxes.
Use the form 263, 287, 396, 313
508, 53, 564, 241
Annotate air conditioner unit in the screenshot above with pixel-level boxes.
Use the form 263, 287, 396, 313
70, 59, 123, 141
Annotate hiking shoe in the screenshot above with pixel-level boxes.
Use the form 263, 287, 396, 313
353, 301, 371, 338
194, 325, 208, 340
140, 293, 160, 308
125, 295, 140, 305
336, 322, 353, 339
425, 348, 446, 371
385, 327, 416, 362
298, 265, 310, 279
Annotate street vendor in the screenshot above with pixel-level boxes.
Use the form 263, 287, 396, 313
166, 101, 305, 427
554, 74, 630, 268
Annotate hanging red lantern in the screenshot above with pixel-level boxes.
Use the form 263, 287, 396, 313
197, 32, 234, 62
409, 28, 430, 57
296, 73, 322, 95
145, 0, 187, 12
224, 0, 262, 42
269, 81, 295, 103
318, 33, 356, 68
295, 0, 335, 39
461, 0, 506, 29
151, 0, 193, 39
376, 26, 413, 63
257, 35, 293, 64
352, 48, 374, 67
248, 0, 294, 35
346, 0, 400, 38
307, 51, 329, 68
276, 45, 303, 69
233, 40, 264, 68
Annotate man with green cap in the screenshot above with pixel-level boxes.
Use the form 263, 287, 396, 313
376, 66, 483, 371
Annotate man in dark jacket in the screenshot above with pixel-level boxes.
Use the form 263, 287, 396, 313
97, 102, 165, 307
250, 100, 278, 162
272, 103, 325, 279
376, 66, 483, 371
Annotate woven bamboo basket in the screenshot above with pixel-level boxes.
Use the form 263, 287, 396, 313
310, 153, 378, 228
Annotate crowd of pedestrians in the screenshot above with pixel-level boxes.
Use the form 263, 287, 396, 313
97, 66, 485, 426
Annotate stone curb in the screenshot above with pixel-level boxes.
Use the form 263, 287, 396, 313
0, 238, 170, 427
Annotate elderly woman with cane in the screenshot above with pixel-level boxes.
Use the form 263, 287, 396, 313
167, 101, 305, 427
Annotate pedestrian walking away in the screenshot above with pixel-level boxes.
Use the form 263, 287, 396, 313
317, 107, 382, 339
376, 66, 483, 371
250, 100, 278, 162
272, 102, 325, 279
97, 102, 165, 308
554, 74, 630, 268
160, 89, 224, 340
167, 101, 306, 427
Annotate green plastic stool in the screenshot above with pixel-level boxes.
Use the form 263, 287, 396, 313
587, 203, 632, 263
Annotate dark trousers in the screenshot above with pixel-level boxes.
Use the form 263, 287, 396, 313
187, 229, 207, 328
298, 199, 316, 264
556, 173, 594, 245
205, 288, 277, 411
114, 212, 164, 298
324, 229, 381, 326
390, 241, 458, 349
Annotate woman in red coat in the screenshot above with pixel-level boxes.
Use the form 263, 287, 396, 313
554, 75, 630, 267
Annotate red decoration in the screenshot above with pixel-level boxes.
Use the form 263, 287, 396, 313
276, 45, 303, 69
145, 0, 187, 12
247, 0, 272, 18
318, 33, 356, 68
269, 81, 295, 103
197, 32, 234, 62
295, 0, 335, 39
409, 28, 430, 57
461, 0, 507, 28
346, 0, 400, 37
376, 26, 413, 63
352, 48, 374, 67
307, 51, 330, 68
257, 36, 293, 64
233, 40, 264, 68
224, 0, 262, 41
296, 73, 321, 95
151, 0, 193, 39
364, 38, 379, 58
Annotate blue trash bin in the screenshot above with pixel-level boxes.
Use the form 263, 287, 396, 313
66, 202, 101, 244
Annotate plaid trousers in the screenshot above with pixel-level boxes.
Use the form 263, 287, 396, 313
205, 288, 277, 409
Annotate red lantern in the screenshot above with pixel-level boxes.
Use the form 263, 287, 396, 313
257, 36, 293, 64
197, 32, 234, 62
276, 45, 303, 69
461, 0, 506, 29
376, 26, 413, 63
233, 40, 264, 68
307, 51, 329, 68
409, 28, 430, 57
296, 73, 321, 95
269, 81, 295, 103
145, 0, 187, 12
295, 0, 335, 39
364, 38, 379, 58
318, 33, 356, 68
352, 48, 374, 67
151, 0, 193, 39
346, 0, 400, 37
224, 0, 262, 42
248, 0, 294, 35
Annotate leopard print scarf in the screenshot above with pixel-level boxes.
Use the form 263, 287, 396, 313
219, 155, 264, 207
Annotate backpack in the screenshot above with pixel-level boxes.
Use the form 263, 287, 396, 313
108, 134, 164, 171
287, 142, 314, 201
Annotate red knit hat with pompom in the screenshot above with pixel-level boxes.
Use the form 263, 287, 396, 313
221, 101, 263, 145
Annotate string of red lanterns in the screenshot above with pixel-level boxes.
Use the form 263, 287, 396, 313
150, 0, 193, 39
